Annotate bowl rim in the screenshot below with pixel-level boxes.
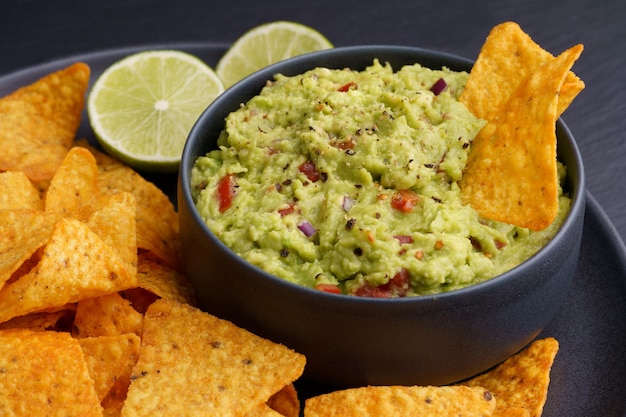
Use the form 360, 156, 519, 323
179, 44, 586, 306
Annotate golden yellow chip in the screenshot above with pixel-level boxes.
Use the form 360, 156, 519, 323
496, 407, 531, 417
0, 217, 137, 323
245, 404, 287, 417
73, 292, 144, 338
101, 340, 142, 417
304, 385, 497, 417
78, 141, 183, 270
0, 328, 102, 416
464, 338, 559, 417
0, 62, 90, 184
267, 384, 301, 417
0, 170, 43, 210
79, 333, 141, 402
0, 209, 59, 289
460, 44, 583, 230
45, 146, 99, 214
87, 191, 138, 276
460, 21, 585, 121
135, 251, 196, 305
121, 298, 306, 417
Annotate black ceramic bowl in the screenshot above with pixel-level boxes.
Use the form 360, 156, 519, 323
178, 45, 586, 388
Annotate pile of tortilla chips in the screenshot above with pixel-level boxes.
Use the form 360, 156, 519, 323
304, 338, 560, 417
0, 63, 305, 416
459, 21, 585, 231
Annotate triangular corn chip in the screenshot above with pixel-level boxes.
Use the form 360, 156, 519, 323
45, 146, 99, 214
121, 298, 306, 417
304, 385, 497, 417
0, 62, 90, 183
460, 44, 583, 230
0, 170, 43, 210
0, 217, 137, 323
460, 21, 584, 121
0, 209, 59, 289
0, 328, 102, 416
464, 338, 559, 417
79, 333, 141, 402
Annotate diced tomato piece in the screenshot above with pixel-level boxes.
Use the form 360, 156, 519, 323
315, 283, 342, 294
298, 160, 321, 182
217, 174, 237, 213
353, 285, 389, 298
278, 202, 297, 217
391, 190, 420, 212
353, 268, 410, 298
338, 81, 356, 92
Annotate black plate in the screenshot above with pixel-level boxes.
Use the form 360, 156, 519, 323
2, 43, 625, 417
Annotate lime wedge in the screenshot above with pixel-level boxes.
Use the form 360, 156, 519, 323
87, 50, 224, 173
216, 21, 333, 88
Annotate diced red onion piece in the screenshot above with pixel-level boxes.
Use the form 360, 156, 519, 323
298, 221, 316, 237
430, 78, 447, 96
342, 196, 355, 212
393, 235, 413, 244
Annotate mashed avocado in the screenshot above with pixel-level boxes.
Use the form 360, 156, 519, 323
191, 60, 570, 297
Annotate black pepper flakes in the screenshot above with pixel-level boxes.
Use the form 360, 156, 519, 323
131, 370, 149, 380
346, 218, 357, 230
211, 341, 222, 348
280, 249, 290, 257
353, 247, 363, 256
242, 358, 253, 365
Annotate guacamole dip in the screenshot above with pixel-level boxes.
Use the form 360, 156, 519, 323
191, 60, 569, 297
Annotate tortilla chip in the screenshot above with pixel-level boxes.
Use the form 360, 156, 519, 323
460, 44, 583, 230
0, 217, 137, 323
464, 338, 559, 417
73, 292, 144, 338
304, 385, 497, 417
0, 328, 102, 416
0, 62, 90, 183
267, 384, 301, 417
0, 170, 43, 210
135, 251, 196, 305
460, 21, 584, 121
102, 378, 131, 417
496, 408, 531, 417
87, 191, 138, 276
0, 209, 59, 289
78, 141, 183, 270
45, 146, 99, 214
121, 298, 306, 417
245, 404, 288, 417
0, 309, 75, 332
79, 333, 141, 402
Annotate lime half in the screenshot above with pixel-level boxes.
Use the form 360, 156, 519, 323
88, 50, 224, 173
216, 21, 333, 88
